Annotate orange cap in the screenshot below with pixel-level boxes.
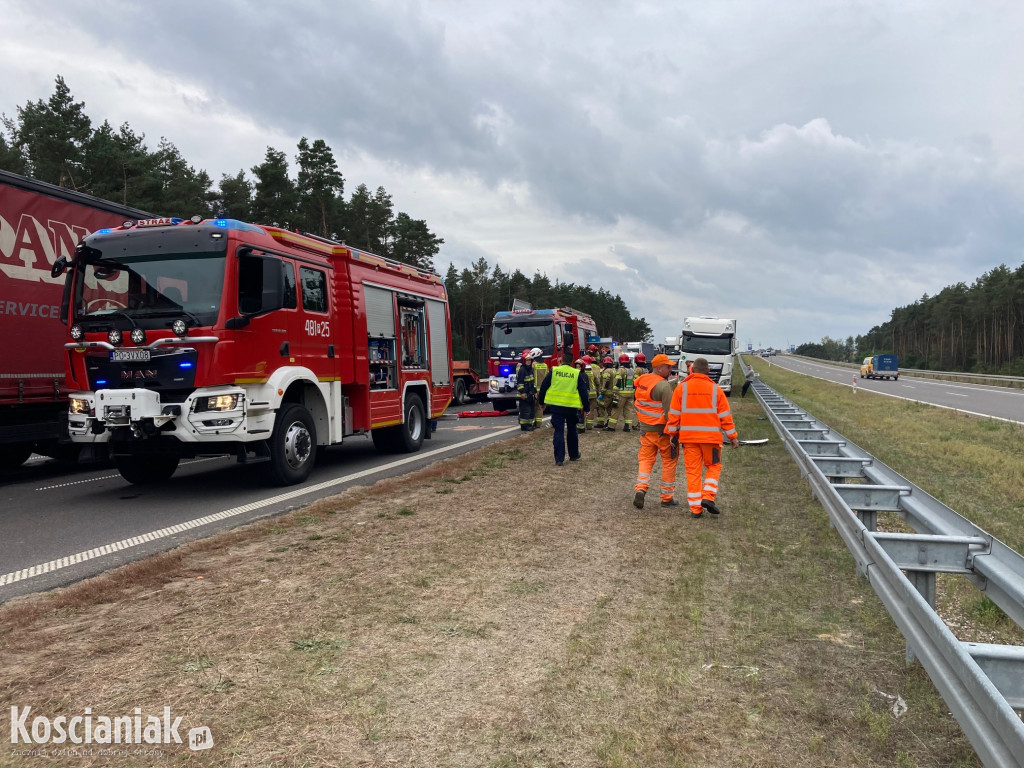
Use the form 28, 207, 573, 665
651, 353, 672, 368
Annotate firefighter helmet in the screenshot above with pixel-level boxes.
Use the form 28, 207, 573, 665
635, 353, 646, 364
530, 347, 543, 359
587, 344, 598, 352
603, 356, 613, 365
583, 355, 594, 365
520, 349, 532, 361
618, 353, 630, 364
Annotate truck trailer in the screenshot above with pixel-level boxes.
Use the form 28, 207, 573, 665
679, 316, 738, 394
476, 307, 598, 412
58, 216, 453, 485
859, 355, 899, 380
0, 169, 153, 469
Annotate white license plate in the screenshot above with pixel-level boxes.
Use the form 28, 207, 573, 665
111, 349, 151, 362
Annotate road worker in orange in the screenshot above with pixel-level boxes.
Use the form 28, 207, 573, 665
632, 354, 679, 509
666, 357, 739, 518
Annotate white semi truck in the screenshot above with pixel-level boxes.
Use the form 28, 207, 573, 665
679, 317, 737, 394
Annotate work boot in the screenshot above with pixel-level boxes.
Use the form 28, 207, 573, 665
556, 460, 564, 467
633, 490, 646, 509
623, 424, 631, 432
660, 498, 679, 508
603, 426, 615, 432
691, 510, 704, 518
701, 499, 721, 515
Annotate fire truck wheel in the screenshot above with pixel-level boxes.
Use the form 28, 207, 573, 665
269, 403, 317, 485
395, 395, 426, 453
115, 453, 179, 484
453, 378, 468, 405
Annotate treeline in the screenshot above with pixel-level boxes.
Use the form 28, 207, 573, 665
1, 76, 652, 361
796, 261, 1024, 374
0, 76, 442, 270
445, 259, 652, 362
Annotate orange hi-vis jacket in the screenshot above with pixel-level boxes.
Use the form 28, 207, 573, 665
665, 372, 738, 445
633, 372, 671, 429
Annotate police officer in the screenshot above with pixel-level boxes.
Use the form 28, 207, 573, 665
537, 351, 590, 466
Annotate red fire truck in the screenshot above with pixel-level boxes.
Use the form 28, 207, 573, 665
57, 217, 453, 485
0, 169, 153, 469
476, 307, 598, 411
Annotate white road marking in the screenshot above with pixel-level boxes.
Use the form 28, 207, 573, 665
3, 426, 519, 589
35, 458, 222, 491
946, 393, 969, 397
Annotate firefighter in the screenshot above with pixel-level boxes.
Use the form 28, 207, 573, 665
537, 351, 590, 466
634, 352, 649, 372
599, 356, 617, 431
666, 357, 740, 518
632, 354, 679, 508
530, 347, 547, 428
573, 358, 588, 435
613, 353, 638, 432
588, 355, 603, 429
515, 349, 537, 431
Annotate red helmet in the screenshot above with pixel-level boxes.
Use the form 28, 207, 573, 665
618, 353, 630, 364
574, 358, 584, 367
587, 344, 598, 352
520, 349, 532, 361
583, 355, 594, 364
603, 356, 613, 365
635, 353, 646, 363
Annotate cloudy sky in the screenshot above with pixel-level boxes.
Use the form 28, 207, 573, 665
3, 0, 1023, 349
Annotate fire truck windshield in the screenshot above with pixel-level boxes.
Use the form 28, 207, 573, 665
74, 251, 226, 327
490, 321, 554, 354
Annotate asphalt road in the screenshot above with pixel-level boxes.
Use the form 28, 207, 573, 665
0, 401, 523, 603
753, 355, 1024, 425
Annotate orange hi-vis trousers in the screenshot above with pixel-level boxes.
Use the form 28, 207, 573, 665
634, 431, 679, 503
683, 443, 722, 515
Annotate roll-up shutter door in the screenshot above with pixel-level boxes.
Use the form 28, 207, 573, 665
427, 299, 450, 386
364, 285, 395, 338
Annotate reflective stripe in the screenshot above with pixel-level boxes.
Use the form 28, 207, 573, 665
683, 425, 722, 432
544, 366, 583, 408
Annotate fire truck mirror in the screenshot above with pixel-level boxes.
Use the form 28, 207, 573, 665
564, 330, 575, 348
51, 255, 69, 278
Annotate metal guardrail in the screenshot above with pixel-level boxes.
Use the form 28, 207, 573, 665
786, 354, 1024, 388
751, 375, 1024, 767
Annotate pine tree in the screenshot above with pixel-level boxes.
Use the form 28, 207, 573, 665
295, 137, 344, 238
12, 75, 91, 188
251, 147, 297, 228
213, 170, 253, 220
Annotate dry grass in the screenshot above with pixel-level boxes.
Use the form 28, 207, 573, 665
0, 399, 984, 767
752, 358, 1024, 649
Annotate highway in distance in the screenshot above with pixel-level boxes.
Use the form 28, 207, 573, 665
0, 404, 521, 603
756, 354, 1024, 425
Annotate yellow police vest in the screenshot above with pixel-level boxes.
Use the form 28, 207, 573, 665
544, 365, 583, 408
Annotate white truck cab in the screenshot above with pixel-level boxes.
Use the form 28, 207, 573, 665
680, 317, 737, 394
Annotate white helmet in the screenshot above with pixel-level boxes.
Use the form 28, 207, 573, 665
530, 347, 543, 359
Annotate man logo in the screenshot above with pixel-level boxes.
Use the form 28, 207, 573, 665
188, 726, 213, 751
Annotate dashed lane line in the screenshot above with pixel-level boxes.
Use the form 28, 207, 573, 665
2, 426, 518, 589
35, 458, 222, 491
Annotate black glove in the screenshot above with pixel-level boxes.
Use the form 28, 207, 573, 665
669, 438, 679, 459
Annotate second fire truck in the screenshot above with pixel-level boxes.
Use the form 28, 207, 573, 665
476, 306, 598, 411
